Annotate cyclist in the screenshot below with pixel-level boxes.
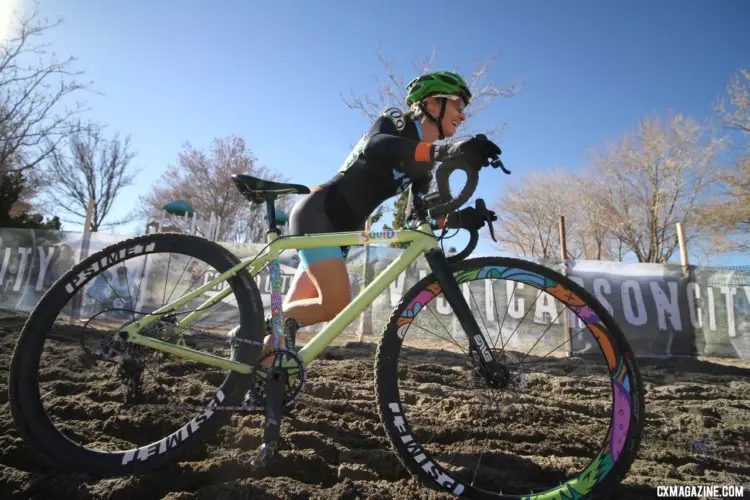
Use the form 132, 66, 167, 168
266, 71, 502, 349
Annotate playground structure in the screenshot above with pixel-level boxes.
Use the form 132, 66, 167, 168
146, 209, 223, 241
145, 199, 290, 243
144, 199, 223, 241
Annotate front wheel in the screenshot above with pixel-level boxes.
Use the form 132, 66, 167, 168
375, 256, 644, 499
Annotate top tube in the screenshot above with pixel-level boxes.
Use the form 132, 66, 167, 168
267, 225, 438, 251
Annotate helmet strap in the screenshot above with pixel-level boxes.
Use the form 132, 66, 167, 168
418, 98, 449, 141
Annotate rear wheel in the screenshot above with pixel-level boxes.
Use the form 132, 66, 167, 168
376, 256, 644, 499
8, 233, 265, 477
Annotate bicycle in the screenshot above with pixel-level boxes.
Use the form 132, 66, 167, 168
8, 156, 645, 499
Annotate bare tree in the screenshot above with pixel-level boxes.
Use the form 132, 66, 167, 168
0, 2, 92, 173
490, 168, 574, 260
570, 176, 627, 261
697, 157, 750, 246
492, 71, 743, 264
38, 120, 139, 231
139, 136, 293, 243
715, 66, 749, 134
489, 167, 628, 262
586, 113, 729, 263
697, 67, 750, 250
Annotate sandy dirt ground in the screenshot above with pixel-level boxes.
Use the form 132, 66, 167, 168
1, 315, 748, 499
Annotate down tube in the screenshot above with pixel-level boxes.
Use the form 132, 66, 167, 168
296, 241, 430, 364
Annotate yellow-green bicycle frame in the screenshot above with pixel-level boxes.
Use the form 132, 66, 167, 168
120, 224, 440, 374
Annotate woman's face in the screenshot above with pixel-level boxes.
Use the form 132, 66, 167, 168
427, 95, 466, 137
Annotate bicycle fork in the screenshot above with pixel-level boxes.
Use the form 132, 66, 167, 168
424, 249, 505, 382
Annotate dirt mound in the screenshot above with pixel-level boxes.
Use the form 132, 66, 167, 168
1, 316, 748, 499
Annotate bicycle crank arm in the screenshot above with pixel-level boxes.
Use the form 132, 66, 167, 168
251, 365, 288, 469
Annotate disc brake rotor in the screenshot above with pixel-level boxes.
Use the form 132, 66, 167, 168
468, 348, 526, 395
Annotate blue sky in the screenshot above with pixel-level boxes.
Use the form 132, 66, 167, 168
8, 0, 750, 265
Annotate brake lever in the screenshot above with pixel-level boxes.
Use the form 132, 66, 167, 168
474, 199, 498, 242
485, 210, 497, 242
490, 158, 511, 175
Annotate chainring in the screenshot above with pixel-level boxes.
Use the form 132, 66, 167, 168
244, 347, 307, 412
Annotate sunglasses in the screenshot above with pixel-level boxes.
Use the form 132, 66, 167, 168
432, 94, 467, 113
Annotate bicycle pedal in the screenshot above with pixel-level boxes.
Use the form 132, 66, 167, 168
249, 442, 279, 470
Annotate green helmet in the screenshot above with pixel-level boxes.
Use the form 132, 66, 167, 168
405, 71, 472, 107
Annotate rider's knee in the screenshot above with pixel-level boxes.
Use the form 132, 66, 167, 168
319, 304, 347, 323
321, 294, 351, 321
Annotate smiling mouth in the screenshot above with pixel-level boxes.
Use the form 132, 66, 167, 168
451, 121, 459, 128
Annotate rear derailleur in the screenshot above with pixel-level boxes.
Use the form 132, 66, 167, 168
75, 314, 145, 405
94, 331, 148, 406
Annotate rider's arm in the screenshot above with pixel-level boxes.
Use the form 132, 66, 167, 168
363, 117, 434, 179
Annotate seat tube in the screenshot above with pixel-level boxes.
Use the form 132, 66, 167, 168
265, 226, 285, 342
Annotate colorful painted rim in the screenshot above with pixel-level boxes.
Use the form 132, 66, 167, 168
395, 265, 637, 499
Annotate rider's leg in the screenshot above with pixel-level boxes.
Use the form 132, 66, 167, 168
283, 265, 319, 306
263, 186, 351, 356
282, 255, 351, 325
279, 185, 354, 325
262, 249, 349, 362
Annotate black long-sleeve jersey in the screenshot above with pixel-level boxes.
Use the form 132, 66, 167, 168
316, 107, 436, 230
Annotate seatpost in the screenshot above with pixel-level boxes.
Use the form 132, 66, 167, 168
265, 194, 280, 236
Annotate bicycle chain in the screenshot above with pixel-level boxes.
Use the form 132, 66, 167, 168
141, 319, 263, 347
138, 319, 303, 413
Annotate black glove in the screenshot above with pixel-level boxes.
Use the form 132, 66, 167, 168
443, 206, 484, 230
432, 134, 501, 170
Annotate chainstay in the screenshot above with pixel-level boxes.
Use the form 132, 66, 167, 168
134, 320, 301, 413
138, 318, 263, 347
